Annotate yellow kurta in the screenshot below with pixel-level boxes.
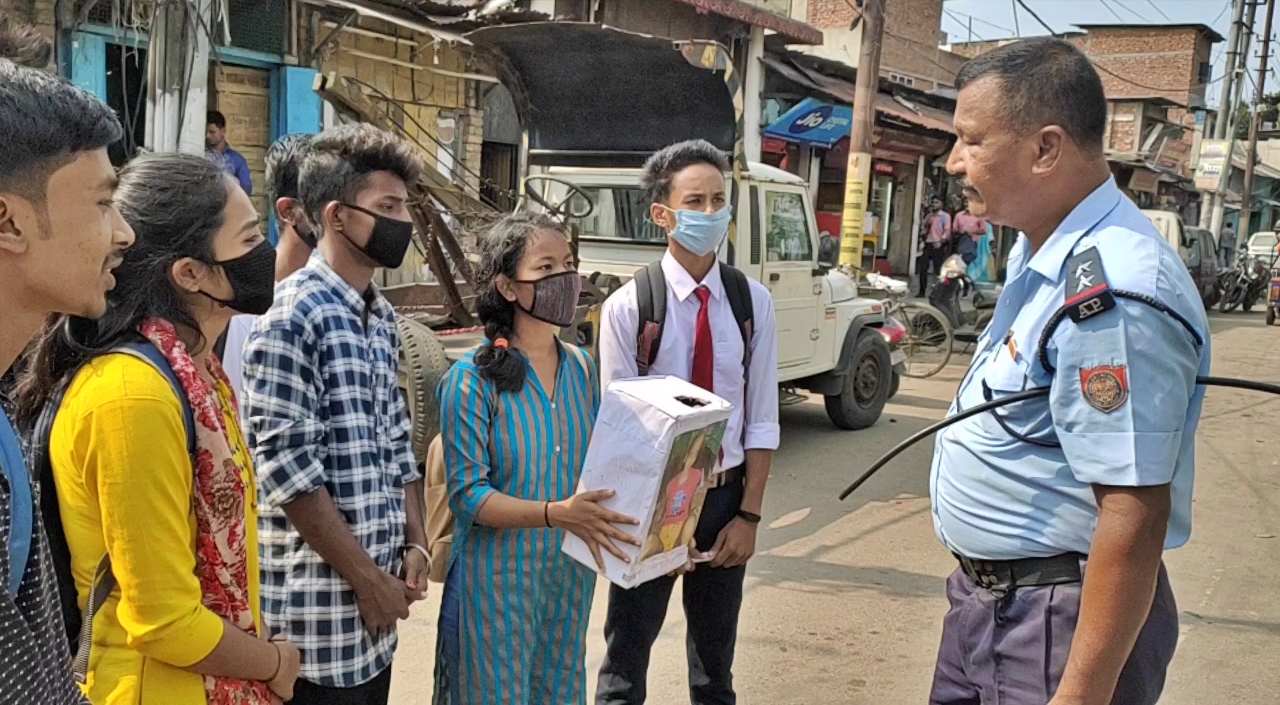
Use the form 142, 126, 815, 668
49, 353, 262, 705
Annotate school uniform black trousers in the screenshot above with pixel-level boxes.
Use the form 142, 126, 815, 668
596, 476, 746, 705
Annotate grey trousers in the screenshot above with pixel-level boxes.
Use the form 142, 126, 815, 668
930, 561, 1178, 705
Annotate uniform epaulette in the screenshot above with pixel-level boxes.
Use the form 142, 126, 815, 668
1063, 246, 1116, 323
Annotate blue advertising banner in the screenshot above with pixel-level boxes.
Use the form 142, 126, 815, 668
763, 97, 853, 149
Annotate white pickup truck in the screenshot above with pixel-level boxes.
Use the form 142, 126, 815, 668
533, 161, 899, 430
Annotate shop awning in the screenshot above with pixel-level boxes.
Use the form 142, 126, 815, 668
763, 98, 852, 148
761, 55, 956, 135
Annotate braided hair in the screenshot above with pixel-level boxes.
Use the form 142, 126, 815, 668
472, 211, 570, 393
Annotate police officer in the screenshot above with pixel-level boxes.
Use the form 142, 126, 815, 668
929, 39, 1209, 705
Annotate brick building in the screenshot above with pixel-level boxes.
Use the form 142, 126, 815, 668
1073, 23, 1221, 109
793, 0, 966, 91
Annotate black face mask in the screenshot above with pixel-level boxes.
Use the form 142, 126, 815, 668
513, 271, 582, 327
340, 203, 415, 269
202, 240, 277, 315
293, 218, 318, 250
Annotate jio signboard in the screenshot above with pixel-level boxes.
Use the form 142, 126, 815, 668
764, 98, 854, 149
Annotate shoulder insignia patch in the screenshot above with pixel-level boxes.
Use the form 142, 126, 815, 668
1064, 247, 1116, 323
1080, 365, 1129, 413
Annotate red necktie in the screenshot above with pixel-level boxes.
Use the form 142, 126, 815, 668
692, 285, 714, 393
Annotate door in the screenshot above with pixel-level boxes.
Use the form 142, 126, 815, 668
759, 186, 822, 368
211, 65, 272, 217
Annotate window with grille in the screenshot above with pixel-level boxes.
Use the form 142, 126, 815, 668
77, 0, 148, 28
225, 0, 287, 54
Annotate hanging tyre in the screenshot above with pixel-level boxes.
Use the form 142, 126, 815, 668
396, 314, 451, 461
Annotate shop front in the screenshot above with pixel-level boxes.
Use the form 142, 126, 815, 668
759, 50, 957, 276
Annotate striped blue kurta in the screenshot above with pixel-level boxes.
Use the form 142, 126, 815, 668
435, 342, 600, 705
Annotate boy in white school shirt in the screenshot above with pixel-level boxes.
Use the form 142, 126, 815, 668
595, 139, 780, 705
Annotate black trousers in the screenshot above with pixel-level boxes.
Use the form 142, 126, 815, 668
918, 244, 950, 296
596, 477, 746, 705
288, 665, 392, 705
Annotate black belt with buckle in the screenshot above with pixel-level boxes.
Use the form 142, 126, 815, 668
707, 464, 745, 489
955, 552, 1084, 591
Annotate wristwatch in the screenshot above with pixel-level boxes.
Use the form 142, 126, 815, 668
736, 510, 762, 524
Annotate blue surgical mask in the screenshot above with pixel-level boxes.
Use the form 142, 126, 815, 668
662, 205, 733, 257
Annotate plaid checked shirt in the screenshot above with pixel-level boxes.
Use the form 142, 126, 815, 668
243, 252, 418, 688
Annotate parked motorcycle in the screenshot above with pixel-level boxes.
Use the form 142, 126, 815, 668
928, 255, 995, 345
1219, 246, 1269, 313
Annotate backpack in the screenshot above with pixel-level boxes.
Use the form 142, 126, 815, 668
633, 260, 755, 381
424, 382, 497, 584
32, 340, 196, 683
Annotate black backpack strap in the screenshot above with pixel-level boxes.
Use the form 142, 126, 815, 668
633, 260, 666, 376
35, 340, 197, 683
718, 262, 755, 380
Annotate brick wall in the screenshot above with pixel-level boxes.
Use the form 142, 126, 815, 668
1105, 101, 1141, 153
1074, 27, 1212, 107
806, 0, 962, 88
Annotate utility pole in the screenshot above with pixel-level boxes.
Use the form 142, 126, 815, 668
1241, 0, 1276, 235
838, 0, 885, 270
1204, 0, 1252, 231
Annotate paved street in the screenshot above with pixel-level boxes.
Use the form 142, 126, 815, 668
390, 310, 1280, 704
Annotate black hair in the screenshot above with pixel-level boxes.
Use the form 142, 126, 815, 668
955, 38, 1106, 154
472, 211, 570, 393
207, 110, 227, 129
640, 139, 730, 204
0, 49, 122, 202
266, 133, 313, 204
14, 153, 233, 428
297, 123, 424, 237
0, 18, 52, 68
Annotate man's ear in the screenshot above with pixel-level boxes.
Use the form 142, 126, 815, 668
275, 197, 296, 224
0, 195, 33, 255
1030, 126, 1066, 176
650, 203, 675, 231
323, 201, 344, 234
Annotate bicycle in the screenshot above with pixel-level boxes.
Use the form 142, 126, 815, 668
882, 291, 953, 379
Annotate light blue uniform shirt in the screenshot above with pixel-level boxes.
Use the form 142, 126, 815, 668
931, 178, 1211, 561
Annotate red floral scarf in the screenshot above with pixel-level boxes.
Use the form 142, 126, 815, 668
139, 318, 277, 705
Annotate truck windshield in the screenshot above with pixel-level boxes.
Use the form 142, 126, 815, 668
543, 183, 667, 242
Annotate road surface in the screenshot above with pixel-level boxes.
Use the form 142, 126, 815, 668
389, 310, 1280, 704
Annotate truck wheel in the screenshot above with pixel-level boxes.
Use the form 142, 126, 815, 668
888, 372, 901, 399
825, 331, 892, 430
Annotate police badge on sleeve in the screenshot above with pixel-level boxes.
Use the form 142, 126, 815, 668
1080, 365, 1129, 412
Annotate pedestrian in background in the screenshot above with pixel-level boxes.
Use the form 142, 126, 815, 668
0, 22, 133, 704
596, 139, 780, 705
16, 153, 300, 704
206, 110, 254, 197
918, 197, 952, 296
433, 212, 639, 705
931, 38, 1208, 705
220, 133, 317, 403
1217, 221, 1236, 268
243, 124, 427, 705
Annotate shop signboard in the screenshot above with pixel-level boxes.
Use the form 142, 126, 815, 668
764, 97, 853, 149
1195, 139, 1230, 192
